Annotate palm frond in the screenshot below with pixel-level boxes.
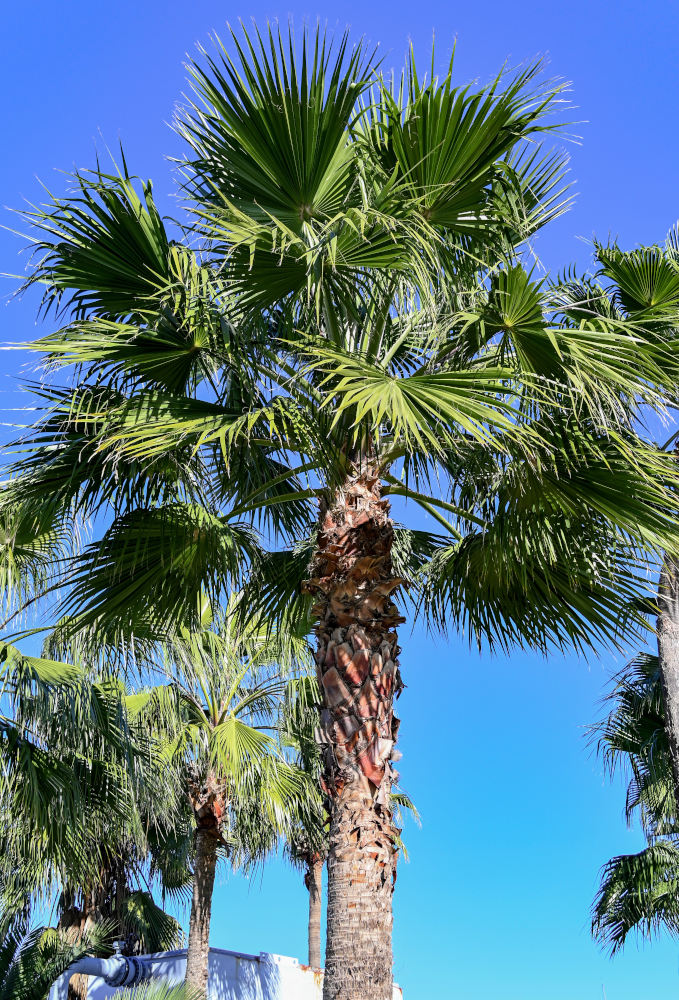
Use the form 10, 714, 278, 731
20, 159, 171, 321
118, 891, 184, 954
0, 492, 76, 621
0, 921, 112, 1000
592, 842, 679, 955
179, 23, 372, 229
369, 49, 571, 242
54, 504, 260, 643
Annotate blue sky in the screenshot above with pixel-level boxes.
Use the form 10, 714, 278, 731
2, 1, 679, 998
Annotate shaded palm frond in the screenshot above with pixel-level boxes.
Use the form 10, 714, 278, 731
54, 505, 260, 644
592, 842, 679, 955
112, 984, 204, 1000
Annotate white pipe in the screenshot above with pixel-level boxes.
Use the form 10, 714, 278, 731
50, 954, 152, 1000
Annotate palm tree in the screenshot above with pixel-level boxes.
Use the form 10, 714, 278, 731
0, 641, 133, 918
279, 675, 329, 970
129, 602, 310, 997
0, 639, 187, 1000
553, 230, 679, 807
591, 653, 679, 953
9, 25, 679, 1000
0, 907, 109, 1000
287, 829, 326, 971
599, 236, 679, 815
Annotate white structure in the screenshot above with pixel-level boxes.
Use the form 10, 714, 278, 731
58, 947, 404, 999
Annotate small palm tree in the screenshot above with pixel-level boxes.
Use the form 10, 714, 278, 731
0, 636, 186, 1000
280, 676, 329, 969
129, 602, 311, 998
0, 911, 109, 1000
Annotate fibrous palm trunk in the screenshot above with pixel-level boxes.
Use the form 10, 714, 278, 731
658, 554, 679, 802
305, 463, 404, 1000
185, 827, 218, 998
67, 971, 88, 1000
58, 889, 95, 1000
305, 855, 324, 969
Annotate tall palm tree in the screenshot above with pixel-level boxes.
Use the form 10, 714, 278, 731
591, 653, 679, 953
9, 25, 679, 1000
129, 602, 310, 998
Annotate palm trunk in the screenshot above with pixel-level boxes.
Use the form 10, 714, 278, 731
305, 463, 404, 1000
658, 554, 679, 801
305, 855, 323, 969
67, 973, 88, 1000
58, 892, 90, 1000
185, 827, 218, 998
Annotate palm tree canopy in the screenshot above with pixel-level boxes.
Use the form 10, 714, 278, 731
7, 25, 679, 659
126, 598, 313, 859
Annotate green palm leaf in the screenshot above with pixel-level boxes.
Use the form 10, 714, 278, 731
118, 891, 184, 954
308, 340, 524, 454
592, 842, 679, 955
0, 921, 111, 1000
370, 50, 570, 240
54, 504, 259, 642
20, 161, 171, 320
179, 25, 371, 229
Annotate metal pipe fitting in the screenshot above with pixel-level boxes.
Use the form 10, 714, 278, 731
49, 953, 152, 999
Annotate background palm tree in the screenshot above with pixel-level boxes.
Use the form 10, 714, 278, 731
129, 601, 311, 998
0, 639, 187, 999
552, 228, 679, 805
8, 24, 679, 1000
0, 582, 316, 1000
0, 908, 109, 1000
591, 653, 679, 953
0, 499, 318, 997
280, 675, 330, 970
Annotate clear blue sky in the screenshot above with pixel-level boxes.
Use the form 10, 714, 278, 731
2, 2, 679, 998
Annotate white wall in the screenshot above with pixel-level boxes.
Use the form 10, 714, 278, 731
84, 948, 404, 1000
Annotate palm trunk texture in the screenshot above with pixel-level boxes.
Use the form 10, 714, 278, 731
305, 464, 404, 1000
59, 892, 91, 1000
658, 554, 679, 803
305, 855, 324, 969
185, 827, 218, 998
67, 972, 88, 1000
